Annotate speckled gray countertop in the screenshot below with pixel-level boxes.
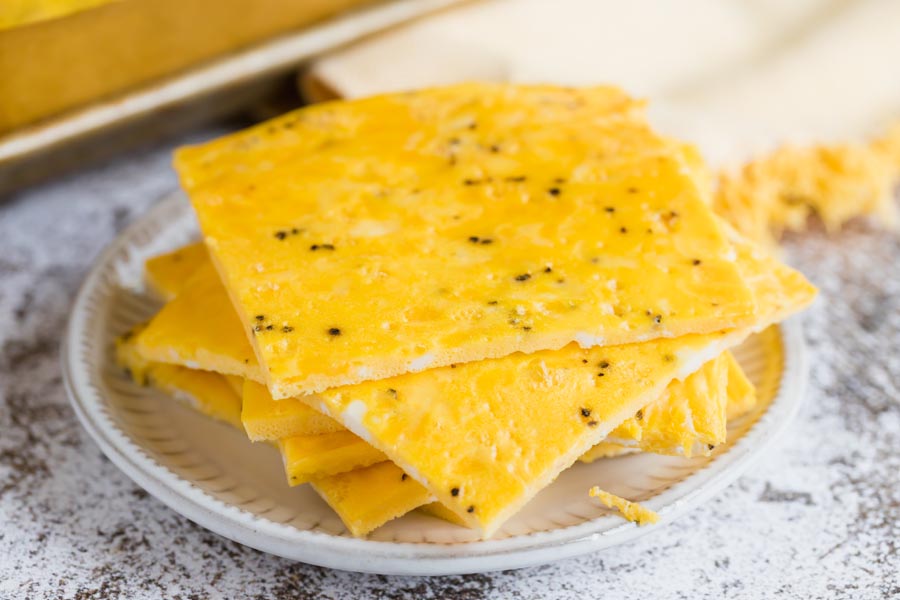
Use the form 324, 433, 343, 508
1, 134, 898, 600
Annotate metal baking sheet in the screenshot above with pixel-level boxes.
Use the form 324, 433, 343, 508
0, 0, 462, 195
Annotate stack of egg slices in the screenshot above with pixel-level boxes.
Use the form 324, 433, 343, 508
117, 84, 816, 538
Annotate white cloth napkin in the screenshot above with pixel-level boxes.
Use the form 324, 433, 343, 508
304, 0, 900, 165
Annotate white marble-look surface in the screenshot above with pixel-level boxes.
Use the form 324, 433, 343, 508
0, 134, 898, 600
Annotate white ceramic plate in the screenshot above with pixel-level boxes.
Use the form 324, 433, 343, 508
62, 191, 808, 576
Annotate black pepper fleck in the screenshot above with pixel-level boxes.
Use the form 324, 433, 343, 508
662, 210, 680, 226
548, 187, 561, 197
265, 325, 273, 331
581, 408, 592, 417
282, 326, 294, 333
620, 227, 628, 234
255, 315, 265, 321
451, 487, 460, 497
708, 444, 716, 451
514, 273, 532, 282
401, 473, 408, 481
605, 207, 615, 213
275, 231, 288, 240
544, 266, 553, 273
467, 505, 475, 513
636, 410, 644, 421
693, 259, 702, 265
598, 360, 610, 369
328, 327, 342, 336
487, 300, 499, 305
587, 420, 598, 427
